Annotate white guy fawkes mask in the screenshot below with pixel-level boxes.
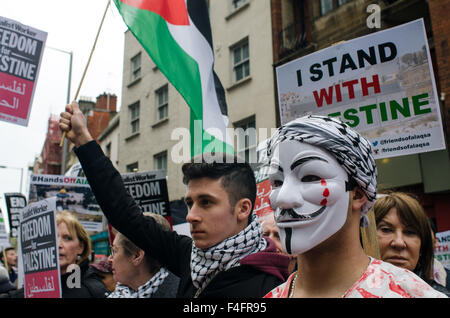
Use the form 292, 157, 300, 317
268, 140, 351, 255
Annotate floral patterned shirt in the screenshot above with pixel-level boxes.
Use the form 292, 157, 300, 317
264, 258, 448, 298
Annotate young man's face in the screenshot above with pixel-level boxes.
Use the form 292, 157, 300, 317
185, 177, 241, 250
268, 140, 350, 255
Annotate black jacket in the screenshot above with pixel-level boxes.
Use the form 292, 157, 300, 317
61, 259, 109, 298
75, 141, 289, 298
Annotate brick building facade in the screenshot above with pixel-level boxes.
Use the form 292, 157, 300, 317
40, 114, 63, 175
62, 93, 118, 173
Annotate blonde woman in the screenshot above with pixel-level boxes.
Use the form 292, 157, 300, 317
2, 211, 109, 298
56, 211, 109, 297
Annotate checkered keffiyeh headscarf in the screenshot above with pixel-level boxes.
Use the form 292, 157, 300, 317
108, 267, 169, 298
190, 215, 267, 294
266, 115, 377, 227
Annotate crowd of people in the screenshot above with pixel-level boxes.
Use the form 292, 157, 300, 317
0, 103, 449, 298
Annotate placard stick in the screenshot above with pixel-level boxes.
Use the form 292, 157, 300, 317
360, 209, 380, 259
60, 0, 111, 147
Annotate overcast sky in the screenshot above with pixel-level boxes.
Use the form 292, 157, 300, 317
0, 0, 127, 228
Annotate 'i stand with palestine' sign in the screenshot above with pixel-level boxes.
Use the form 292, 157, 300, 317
20, 197, 61, 298
276, 19, 445, 159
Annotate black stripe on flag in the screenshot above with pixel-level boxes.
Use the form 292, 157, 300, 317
187, 0, 228, 116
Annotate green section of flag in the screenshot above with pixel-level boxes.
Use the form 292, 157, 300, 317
190, 115, 234, 157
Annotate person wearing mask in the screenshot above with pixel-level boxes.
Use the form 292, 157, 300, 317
108, 213, 179, 298
263, 115, 446, 298
58, 101, 290, 298
2, 211, 109, 298
374, 192, 450, 296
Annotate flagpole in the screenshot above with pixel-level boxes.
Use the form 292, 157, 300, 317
59, 0, 111, 147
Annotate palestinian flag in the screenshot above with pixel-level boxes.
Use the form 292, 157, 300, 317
114, 0, 233, 156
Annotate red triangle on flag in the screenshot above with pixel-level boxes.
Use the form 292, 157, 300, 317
119, 0, 190, 25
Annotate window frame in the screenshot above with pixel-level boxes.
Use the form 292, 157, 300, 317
130, 52, 142, 83
155, 84, 169, 121
231, 38, 250, 83
129, 101, 140, 135
126, 162, 139, 173
320, 0, 352, 16
153, 151, 168, 172
233, 116, 257, 165
232, 0, 247, 10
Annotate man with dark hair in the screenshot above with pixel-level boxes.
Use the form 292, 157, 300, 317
59, 101, 290, 297
182, 152, 256, 224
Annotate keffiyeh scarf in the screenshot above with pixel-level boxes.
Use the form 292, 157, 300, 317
108, 267, 169, 298
190, 215, 267, 294
267, 115, 377, 227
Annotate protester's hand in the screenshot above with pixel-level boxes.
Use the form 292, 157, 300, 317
59, 101, 93, 148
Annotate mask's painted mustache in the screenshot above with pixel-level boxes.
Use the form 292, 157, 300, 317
277, 206, 326, 222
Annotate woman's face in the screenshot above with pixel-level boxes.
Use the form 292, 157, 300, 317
108, 236, 135, 285
58, 222, 84, 274
377, 208, 421, 272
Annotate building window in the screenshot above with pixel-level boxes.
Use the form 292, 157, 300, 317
126, 162, 139, 172
156, 85, 169, 121
232, 0, 247, 10
320, 0, 352, 16
234, 116, 257, 165
105, 142, 111, 159
129, 101, 140, 134
338, 0, 352, 5
131, 52, 141, 82
154, 151, 167, 172
232, 39, 250, 83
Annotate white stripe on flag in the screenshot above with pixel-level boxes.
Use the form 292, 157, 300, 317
166, 15, 231, 145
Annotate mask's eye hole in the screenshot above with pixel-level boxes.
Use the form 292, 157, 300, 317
301, 175, 321, 182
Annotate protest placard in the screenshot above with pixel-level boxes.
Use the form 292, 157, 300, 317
28, 174, 103, 233
121, 170, 172, 226
254, 179, 274, 219
0, 16, 47, 126
253, 140, 274, 219
435, 230, 450, 270
4, 192, 27, 239
20, 197, 61, 298
0, 207, 9, 246
276, 19, 445, 159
